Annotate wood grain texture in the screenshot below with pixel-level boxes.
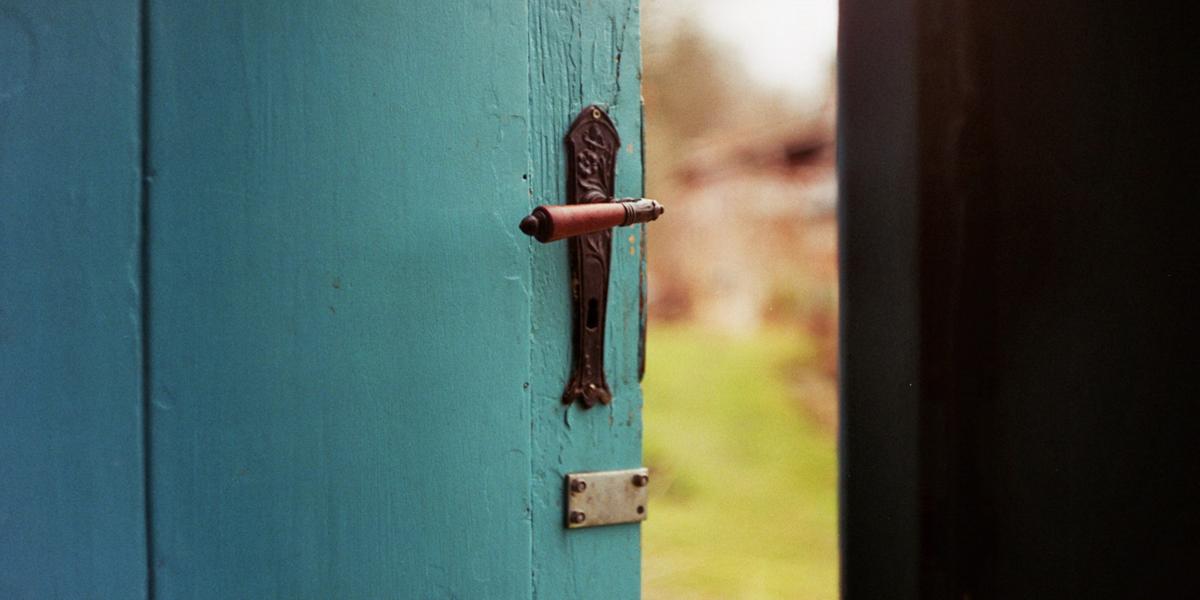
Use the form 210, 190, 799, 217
145, 2, 535, 597
527, 1, 645, 598
0, 3, 147, 598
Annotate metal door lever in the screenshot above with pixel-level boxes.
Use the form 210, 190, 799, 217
525, 105, 662, 408
518, 198, 664, 243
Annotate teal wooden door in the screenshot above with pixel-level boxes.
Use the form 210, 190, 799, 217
1, 4, 147, 598
3, 2, 644, 598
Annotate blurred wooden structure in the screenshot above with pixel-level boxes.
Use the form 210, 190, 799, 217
649, 108, 838, 344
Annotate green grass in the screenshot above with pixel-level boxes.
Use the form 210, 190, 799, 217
641, 325, 838, 599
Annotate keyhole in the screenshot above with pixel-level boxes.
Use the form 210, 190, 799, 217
586, 297, 599, 330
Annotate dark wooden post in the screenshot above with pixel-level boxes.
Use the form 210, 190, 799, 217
840, 1, 1199, 597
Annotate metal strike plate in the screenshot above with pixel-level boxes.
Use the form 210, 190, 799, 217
564, 468, 649, 529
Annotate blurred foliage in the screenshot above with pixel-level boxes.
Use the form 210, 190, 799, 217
643, 17, 803, 148
643, 21, 737, 141
642, 325, 838, 599
642, 17, 803, 204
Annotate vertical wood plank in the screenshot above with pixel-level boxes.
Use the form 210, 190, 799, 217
145, 2, 534, 597
838, 0, 922, 595
0, 2, 147, 598
527, 1, 645, 597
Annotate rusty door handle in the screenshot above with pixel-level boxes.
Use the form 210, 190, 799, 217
528, 105, 662, 408
518, 198, 664, 243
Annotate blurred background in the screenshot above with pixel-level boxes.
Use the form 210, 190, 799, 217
639, 0, 839, 597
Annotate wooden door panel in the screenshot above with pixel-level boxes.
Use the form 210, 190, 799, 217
527, 2, 645, 598
0, 1, 645, 597
145, 3, 534, 597
0, 3, 147, 597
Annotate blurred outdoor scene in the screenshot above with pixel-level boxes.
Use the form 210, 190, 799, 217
639, 0, 839, 598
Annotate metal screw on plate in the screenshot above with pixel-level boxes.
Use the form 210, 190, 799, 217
632, 473, 649, 487
570, 480, 588, 493
569, 511, 587, 524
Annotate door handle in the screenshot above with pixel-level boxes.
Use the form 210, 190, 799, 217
521, 105, 664, 408
518, 198, 664, 243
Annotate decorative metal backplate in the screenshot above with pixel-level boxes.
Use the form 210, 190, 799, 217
565, 468, 650, 529
563, 106, 618, 408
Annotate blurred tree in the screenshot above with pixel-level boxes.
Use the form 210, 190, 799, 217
643, 19, 739, 141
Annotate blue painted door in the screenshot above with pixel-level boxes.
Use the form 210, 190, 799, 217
1, 3, 147, 598
2, 2, 643, 598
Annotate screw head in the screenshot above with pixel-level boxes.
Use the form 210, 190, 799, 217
632, 473, 649, 487
570, 480, 588, 493
569, 511, 587, 524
